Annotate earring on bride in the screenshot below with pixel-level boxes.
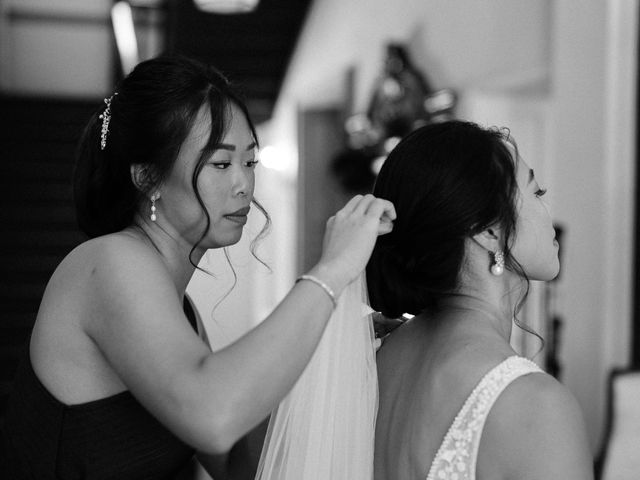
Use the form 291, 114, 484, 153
490, 250, 504, 276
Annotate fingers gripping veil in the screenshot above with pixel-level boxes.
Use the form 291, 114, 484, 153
256, 274, 378, 479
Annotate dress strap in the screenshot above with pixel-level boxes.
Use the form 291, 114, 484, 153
426, 356, 542, 480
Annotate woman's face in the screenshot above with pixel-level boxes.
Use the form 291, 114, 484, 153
160, 103, 258, 249
509, 154, 559, 281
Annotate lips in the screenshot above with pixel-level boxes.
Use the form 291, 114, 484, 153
224, 206, 250, 225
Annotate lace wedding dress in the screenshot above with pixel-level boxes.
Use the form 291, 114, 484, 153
425, 356, 542, 480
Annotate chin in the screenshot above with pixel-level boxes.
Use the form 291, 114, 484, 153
196, 232, 243, 250
219, 232, 244, 248
517, 251, 559, 281
530, 262, 560, 282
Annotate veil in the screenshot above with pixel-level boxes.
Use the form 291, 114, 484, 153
255, 273, 378, 480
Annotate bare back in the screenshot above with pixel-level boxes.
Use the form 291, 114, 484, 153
29, 231, 190, 406
374, 312, 593, 480
374, 314, 515, 480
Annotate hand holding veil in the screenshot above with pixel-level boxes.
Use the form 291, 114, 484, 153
255, 273, 378, 480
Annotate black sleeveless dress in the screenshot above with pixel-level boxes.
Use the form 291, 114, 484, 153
0, 299, 199, 479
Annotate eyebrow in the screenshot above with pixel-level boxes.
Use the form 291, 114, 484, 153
215, 142, 257, 152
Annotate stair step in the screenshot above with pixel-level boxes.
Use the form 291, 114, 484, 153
2, 254, 67, 274
0, 158, 75, 181
0, 300, 41, 315
0, 204, 77, 224
1, 141, 79, 160
0, 380, 15, 398
1, 122, 87, 144
0, 312, 37, 330
0, 246, 75, 262
0, 380, 16, 413
0, 282, 47, 302
0, 230, 84, 252
0, 96, 99, 125
0, 272, 52, 287
0, 346, 26, 380
5, 181, 73, 203
3, 198, 74, 211
0, 325, 32, 348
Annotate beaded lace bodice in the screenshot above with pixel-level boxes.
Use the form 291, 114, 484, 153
425, 356, 542, 480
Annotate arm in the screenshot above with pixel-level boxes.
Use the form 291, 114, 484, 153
86, 195, 395, 455
479, 372, 594, 480
197, 423, 266, 480
186, 296, 268, 479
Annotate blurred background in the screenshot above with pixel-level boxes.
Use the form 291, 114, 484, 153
0, 0, 638, 478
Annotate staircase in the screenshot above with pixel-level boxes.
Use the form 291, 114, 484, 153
0, 95, 99, 414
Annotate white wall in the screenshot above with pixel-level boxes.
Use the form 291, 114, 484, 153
265, 0, 637, 453
549, 0, 636, 450
276, 0, 550, 113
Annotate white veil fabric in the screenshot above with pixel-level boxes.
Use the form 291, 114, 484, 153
255, 273, 378, 480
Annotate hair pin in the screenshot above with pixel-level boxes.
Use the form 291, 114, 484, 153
98, 92, 118, 150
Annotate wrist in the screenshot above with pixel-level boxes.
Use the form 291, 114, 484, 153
296, 275, 338, 309
307, 263, 348, 298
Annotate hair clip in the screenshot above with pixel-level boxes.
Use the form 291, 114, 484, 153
98, 92, 118, 150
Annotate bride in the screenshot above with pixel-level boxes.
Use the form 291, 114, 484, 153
257, 120, 592, 479
368, 121, 593, 479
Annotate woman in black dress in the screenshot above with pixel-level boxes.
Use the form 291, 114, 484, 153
1, 55, 394, 479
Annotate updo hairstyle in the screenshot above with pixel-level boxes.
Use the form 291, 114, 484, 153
366, 121, 521, 318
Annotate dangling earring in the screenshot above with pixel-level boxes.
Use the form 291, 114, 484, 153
150, 194, 158, 222
491, 250, 505, 276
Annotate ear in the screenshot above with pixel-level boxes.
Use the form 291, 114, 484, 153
472, 226, 502, 252
130, 164, 159, 196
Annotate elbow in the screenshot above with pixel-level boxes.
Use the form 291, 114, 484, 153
203, 431, 235, 456
182, 358, 252, 454
187, 417, 235, 455
194, 404, 243, 455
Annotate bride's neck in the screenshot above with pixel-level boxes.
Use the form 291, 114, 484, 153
434, 290, 517, 343
429, 265, 528, 343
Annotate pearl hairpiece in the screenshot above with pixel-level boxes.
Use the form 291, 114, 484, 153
98, 92, 118, 150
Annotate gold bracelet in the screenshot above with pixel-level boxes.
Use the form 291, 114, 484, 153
296, 274, 338, 309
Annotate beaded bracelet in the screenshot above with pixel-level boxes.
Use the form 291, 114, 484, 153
296, 274, 338, 310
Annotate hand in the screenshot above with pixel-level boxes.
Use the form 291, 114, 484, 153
312, 194, 396, 295
372, 312, 405, 339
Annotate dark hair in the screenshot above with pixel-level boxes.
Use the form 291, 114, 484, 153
367, 120, 523, 318
73, 55, 270, 260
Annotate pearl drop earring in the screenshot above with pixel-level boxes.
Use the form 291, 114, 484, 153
150, 194, 158, 222
490, 250, 504, 276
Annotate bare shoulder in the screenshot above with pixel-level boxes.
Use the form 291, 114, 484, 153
82, 232, 167, 272
57, 232, 161, 277
37, 233, 168, 315
75, 233, 174, 292
50, 232, 184, 339
478, 370, 594, 480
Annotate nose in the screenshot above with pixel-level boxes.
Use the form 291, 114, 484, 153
232, 164, 252, 197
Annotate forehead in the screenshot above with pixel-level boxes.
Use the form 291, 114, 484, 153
219, 103, 254, 144
180, 103, 253, 158
186, 104, 215, 149
516, 158, 531, 186
503, 140, 530, 185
